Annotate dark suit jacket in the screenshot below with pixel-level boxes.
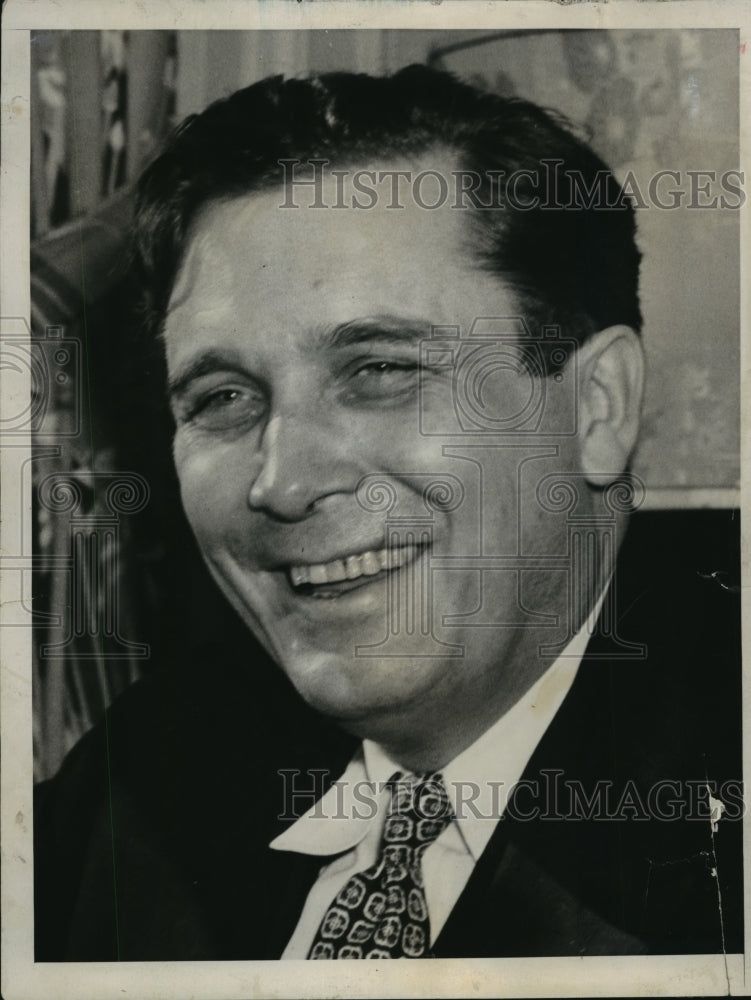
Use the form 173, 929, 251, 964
34, 510, 743, 960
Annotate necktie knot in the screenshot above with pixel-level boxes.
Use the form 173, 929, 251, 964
383, 772, 453, 853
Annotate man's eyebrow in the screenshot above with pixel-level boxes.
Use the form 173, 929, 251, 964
320, 315, 436, 349
167, 316, 436, 397
167, 350, 248, 399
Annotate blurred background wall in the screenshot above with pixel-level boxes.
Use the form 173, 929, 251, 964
30, 29, 741, 779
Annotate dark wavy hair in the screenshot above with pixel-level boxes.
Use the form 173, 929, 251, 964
132, 64, 642, 377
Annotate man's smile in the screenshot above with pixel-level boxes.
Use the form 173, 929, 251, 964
287, 542, 427, 599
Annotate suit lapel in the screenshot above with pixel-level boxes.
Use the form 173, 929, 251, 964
433, 653, 648, 957
434, 526, 653, 957
157, 642, 359, 959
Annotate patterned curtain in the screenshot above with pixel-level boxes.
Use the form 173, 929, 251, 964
31, 30, 178, 781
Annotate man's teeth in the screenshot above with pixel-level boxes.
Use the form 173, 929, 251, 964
289, 546, 418, 587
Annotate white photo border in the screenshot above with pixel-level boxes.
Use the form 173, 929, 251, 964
2, 2, 749, 997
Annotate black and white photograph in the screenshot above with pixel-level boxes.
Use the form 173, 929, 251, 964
1, 2, 749, 997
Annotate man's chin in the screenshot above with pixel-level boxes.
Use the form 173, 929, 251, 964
276, 650, 430, 730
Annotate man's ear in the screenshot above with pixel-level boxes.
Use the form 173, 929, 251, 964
575, 325, 645, 484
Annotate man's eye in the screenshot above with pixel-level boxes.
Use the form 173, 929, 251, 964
185, 386, 265, 431
355, 361, 410, 375
348, 361, 419, 400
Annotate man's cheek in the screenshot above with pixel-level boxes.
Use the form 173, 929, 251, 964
177, 457, 244, 541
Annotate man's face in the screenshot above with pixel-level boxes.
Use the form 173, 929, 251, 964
164, 157, 585, 742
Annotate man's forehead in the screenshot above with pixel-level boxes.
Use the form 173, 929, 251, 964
167, 149, 483, 314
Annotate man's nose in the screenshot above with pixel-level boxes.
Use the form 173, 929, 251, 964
247, 412, 360, 522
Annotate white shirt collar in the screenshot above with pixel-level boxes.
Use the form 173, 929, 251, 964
270, 586, 607, 861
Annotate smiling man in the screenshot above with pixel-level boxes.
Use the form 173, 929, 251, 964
162, 162, 637, 770
34, 66, 742, 961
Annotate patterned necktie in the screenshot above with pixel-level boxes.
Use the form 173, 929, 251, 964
308, 771, 453, 959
